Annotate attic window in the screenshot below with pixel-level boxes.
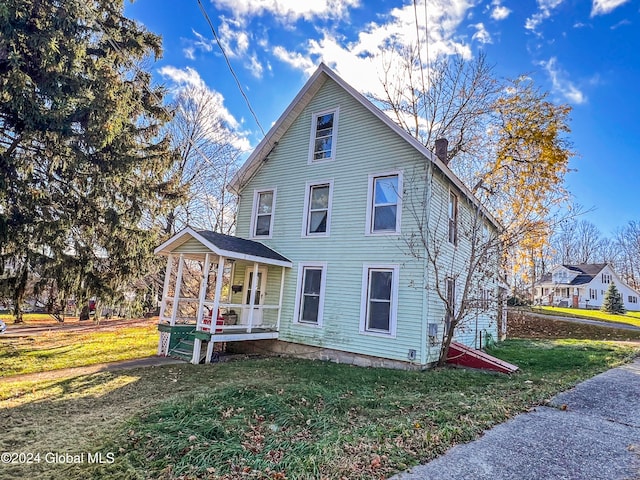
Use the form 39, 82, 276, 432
309, 109, 338, 162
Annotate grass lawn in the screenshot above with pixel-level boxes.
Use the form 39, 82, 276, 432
0, 322, 158, 377
1, 339, 637, 480
0, 313, 63, 324
533, 306, 640, 328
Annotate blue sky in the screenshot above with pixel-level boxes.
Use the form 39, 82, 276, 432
125, 0, 639, 237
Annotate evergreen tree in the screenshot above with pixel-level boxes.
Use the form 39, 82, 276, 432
601, 283, 625, 315
0, 0, 181, 322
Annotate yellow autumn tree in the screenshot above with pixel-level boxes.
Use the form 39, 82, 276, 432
372, 50, 575, 363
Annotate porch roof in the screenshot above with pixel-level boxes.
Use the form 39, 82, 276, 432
154, 227, 292, 267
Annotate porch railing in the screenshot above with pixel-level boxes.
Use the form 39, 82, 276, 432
159, 298, 280, 334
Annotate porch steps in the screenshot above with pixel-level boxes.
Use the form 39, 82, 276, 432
168, 338, 206, 363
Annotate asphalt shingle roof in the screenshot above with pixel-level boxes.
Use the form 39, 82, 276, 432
197, 230, 290, 264
537, 264, 608, 286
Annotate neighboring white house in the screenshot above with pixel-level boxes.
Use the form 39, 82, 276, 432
154, 63, 504, 369
534, 263, 640, 311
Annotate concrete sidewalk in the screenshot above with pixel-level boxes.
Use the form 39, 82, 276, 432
390, 358, 640, 480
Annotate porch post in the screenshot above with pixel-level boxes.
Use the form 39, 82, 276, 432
170, 254, 185, 326
276, 266, 285, 331
191, 338, 202, 365
195, 253, 211, 331
206, 256, 226, 364
247, 262, 259, 333
158, 254, 174, 322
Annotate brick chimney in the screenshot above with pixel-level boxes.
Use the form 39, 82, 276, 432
435, 138, 449, 164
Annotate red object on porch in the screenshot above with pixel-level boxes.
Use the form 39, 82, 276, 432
446, 342, 519, 374
202, 310, 225, 333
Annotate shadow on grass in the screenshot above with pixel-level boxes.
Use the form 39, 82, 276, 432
0, 340, 638, 480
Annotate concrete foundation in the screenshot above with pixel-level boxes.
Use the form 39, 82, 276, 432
227, 339, 433, 370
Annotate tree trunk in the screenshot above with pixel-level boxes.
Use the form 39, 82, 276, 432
11, 267, 28, 324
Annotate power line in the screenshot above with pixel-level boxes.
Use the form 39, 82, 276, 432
195, 0, 265, 137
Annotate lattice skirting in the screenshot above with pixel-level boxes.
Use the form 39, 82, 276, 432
158, 331, 171, 356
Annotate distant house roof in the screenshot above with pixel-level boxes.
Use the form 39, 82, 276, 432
538, 263, 608, 286
154, 227, 292, 267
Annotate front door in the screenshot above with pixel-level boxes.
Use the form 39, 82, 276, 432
243, 267, 267, 325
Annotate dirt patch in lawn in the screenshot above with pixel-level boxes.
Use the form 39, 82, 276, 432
508, 309, 640, 342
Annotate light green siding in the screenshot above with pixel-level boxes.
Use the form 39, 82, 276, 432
422, 172, 499, 363
236, 78, 430, 364
235, 76, 498, 366
173, 237, 212, 254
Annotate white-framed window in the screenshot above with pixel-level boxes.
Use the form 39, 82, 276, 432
590, 289, 598, 300
302, 181, 333, 237
293, 262, 327, 326
602, 273, 611, 284
448, 190, 458, 246
629, 295, 638, 304
309, 108, 338, 162
365, 171, 403, 235
480, 288, 491, 310
250, 189, 276, 238
360, 264, 399, 336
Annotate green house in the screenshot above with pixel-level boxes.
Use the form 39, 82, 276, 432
155, 64, 504, 369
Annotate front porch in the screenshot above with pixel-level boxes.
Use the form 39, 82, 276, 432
536, 285, 597, 309
154, 228, 292, 364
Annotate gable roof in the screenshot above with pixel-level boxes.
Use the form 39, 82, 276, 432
154, 227, 292, 267
228, 63, 500, 230
538, 263, 608, 285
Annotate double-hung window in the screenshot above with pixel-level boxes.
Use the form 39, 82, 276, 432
448, 191, 458, 245
302, 181, 333, 236
294, 263, 327, 326
309, 109, 338, 162
360, 264, 399, 336
366, 172, 402, 234
251, 189, 275, 238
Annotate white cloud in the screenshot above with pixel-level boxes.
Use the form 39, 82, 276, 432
218, 17, 250, 57
491, 4, 511, 21
525, 0, 565, 33
271, 0, 476, 99
159, 66, 251, 151
181, 30, 215, 60
272, 45, 316, 74
246, 54, 264, 78
539, 57, 586, 104
159, 66, 206, 89
192, 30, 215, 52
212, 0, 360, 23
471, 23, 492, 43
183, 47, 196, 60
591, 0, 630, 16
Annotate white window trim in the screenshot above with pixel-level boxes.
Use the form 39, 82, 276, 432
308, 107, 339, 164
365, 170, 403, 236
359, 263, 399, 338
249, 188, 276, 239
293, 262, 327, 327
301, 180, 334, 238
448, 189, 458, 246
